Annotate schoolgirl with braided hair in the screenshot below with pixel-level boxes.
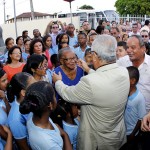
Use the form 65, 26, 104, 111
19, 81, 72, 150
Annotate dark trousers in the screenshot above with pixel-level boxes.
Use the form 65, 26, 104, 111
120, 137, 139, 150
140, 131, 150, 150
120, 131, 150, 150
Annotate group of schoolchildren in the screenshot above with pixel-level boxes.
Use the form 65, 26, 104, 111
0, 19, 149, 150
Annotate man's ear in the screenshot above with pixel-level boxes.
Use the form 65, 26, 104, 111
142, 45, 146, 53
21, 89, 26, 97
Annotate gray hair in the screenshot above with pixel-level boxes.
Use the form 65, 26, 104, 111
58, 47, 74, 60
130, 35, 145, 47
91, 35, 117, 63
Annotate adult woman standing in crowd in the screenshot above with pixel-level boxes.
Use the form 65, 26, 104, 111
29, 38, 45, 56
19, 81, 72, 150
42, 34, 57, 70
54, 48, 84, 100
16, 36, 24, 52
29, 38, 54, 74
3, 46, 25, 82
23, 54, 52, 82
44, 20, 65, 47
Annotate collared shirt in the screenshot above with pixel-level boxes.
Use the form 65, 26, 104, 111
0, 97, 7, 125
50, 30, 64, 47
140, 26, 150, 33
50, 33, 58, 47
27, 116, 63, 150
7, 99, 29, 139
117, 54, 150, 113
0, 107, 7, 125
63, 120, 79, 150
74, 45, 90, 60
125, 88, 146, 135
0, 140, 3, 150
69, 35, 78, 47
128, 32, 140, 37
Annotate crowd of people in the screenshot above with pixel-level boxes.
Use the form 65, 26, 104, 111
0, 18, 150, 150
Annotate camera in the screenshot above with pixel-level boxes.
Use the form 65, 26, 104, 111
53, 21, 58, 24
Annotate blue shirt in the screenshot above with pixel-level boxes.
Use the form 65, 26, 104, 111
53, 45, 75, 52
7, 99, 29, 139
63, 120, 79, 150
22, 52, 29, 62
54, 66, 84, 100
69, 35, 78, 47
0, 55, 5, 64
46, 69, 53, 84
0, 107, 7, 125
0, 99, 7, 125
125, 88, 146, 135
0, 99, 6, 108
0, 140, 3, 150
27, 117, 63, 150
49, 47, 58, 55
74, 45, 90, 60
4, 51, 8, 63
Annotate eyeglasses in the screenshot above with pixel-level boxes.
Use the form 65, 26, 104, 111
141, 35, 148, 38
37, 64, 47, 70
111, 32, 117, 35
52, 26, 58, 29
62, 57, 77, 62
12, 52, 21, 55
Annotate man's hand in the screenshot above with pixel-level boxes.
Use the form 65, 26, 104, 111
141, 112, 150, 131
78, 59, 90, 73
52, 72, 62, 83
58, 20, 62, 26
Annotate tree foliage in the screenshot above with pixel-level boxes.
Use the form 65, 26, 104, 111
79, 5, 94, 10
115, 0, 150, 15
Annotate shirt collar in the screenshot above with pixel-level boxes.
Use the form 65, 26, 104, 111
96, 63, 118, 72
143, 53, 150, 65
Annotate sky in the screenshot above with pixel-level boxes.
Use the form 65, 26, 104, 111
0, 0, 117, 25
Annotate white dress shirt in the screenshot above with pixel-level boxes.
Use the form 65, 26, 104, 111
117, 54, 150, 113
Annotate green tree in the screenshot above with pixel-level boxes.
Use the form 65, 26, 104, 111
115, 0, 150, 15
79, 5, 94, 10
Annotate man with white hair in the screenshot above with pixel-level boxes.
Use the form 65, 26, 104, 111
53, 35, 130, 150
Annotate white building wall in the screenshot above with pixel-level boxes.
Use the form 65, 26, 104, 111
1, 17, 80, 41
